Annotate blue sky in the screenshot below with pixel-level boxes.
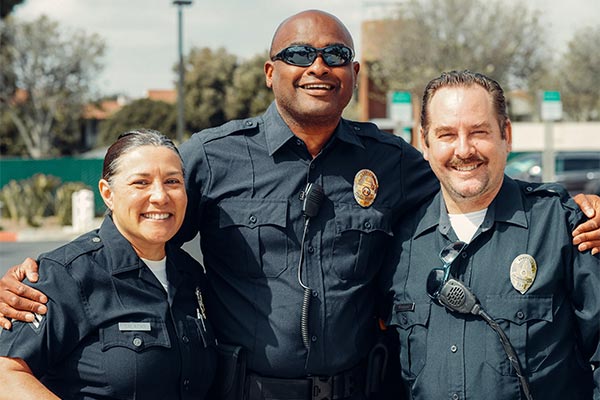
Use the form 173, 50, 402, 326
13, 0, 600, 98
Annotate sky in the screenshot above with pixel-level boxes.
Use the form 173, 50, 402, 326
12, 0, 600, 98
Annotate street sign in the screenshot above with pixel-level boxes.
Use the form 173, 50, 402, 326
388, 91, 412, 122
541, 91, 562, 121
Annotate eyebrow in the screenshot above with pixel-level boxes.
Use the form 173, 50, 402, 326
433, 121, 492, 134
125, 170, 183, 179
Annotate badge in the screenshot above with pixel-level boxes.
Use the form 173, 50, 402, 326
353, 169, 378, 208
510, 254, 537, 294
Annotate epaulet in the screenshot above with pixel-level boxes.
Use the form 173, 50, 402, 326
189, 117, 260, 144
342, 119, 406, 150
38, 231, 104, 267
516, 180, 573, 204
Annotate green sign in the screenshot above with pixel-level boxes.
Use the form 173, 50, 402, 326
542, 91, 561, 102
391, 91, 411, 103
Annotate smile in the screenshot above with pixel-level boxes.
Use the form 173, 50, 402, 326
142, 213, 172, 220
300, 83, 334, 90
453, 164, 480, 172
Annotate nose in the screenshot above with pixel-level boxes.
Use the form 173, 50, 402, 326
307, 54, 330, 75
455, 135, 475, 159
149, 182, 169, 204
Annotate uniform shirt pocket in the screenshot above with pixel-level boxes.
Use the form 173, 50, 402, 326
484, 295, 553, 375
100, 319, 171, 352
217, 199, 288, 278
331, 204, 393, 281
390, 301, 431, 379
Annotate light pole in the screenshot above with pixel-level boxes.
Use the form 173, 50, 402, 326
173, 0, 192, 144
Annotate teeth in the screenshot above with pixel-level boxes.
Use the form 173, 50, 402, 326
454, 164, 478, 171
143, 213, 171, 220
303, 84, 332, 90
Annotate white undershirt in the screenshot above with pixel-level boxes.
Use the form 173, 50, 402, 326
141, 257, 169, 296
448, 209, 487, 244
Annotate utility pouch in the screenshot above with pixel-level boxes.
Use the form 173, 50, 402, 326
214, 342, 247, 400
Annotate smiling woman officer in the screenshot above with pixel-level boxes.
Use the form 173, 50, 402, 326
0, 129, 216, 399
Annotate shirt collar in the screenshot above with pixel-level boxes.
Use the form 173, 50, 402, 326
264, 102, 364, 156
98, 215, 144, 275
414, 176, 528, 238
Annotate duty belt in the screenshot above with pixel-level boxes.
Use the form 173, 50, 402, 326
245, 363, 365, 400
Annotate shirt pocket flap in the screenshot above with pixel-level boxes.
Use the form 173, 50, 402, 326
391, 301, 430, 330
100, 319, 171, 352
218, 199, 287, 229
485, 295, 553, 325
334, 205, 392, 235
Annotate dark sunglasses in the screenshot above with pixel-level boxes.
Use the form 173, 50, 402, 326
270, 44, 354, 67
426, 241, 467, 300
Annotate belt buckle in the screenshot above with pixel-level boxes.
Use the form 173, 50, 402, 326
310, 376, 333, 400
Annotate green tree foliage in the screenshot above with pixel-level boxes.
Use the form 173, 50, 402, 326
183, 47, 238, 133
558, 26, 600, 121
97, 99, 177, 145
368, 0, 549, 102
0, 16, 105, 158
224, 51, 274, 120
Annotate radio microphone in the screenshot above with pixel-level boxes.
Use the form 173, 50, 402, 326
303, 183, 324, 218
298, 182, 324, 349
437, 278, 481, 315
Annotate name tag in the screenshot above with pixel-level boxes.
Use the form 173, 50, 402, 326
118, 322, 151, 332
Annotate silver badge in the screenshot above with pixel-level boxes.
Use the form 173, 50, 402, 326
510, 254, 537, 294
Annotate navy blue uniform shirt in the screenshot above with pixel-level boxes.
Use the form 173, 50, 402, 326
175, 102, 438, 377
383, 178, 600, 399
0, 216, 217, 399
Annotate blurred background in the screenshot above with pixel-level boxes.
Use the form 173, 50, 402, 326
1, 0, 599, 233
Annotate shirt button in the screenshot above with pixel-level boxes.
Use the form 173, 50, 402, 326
249, 215, 257, 224
452, 394, 459, 400
461, 252, 468, 258
183, 378, 190, 388
296, 138, 303, 146
364, 221, 372, 229
245, 120, 253, 126
526, 186, 533, 192
92, 237, 101, 243
400, 315, 408, 325
312, 290, 318, 298
450, 344, 458, 353
311, 335, 318, 342
516, 311, 525, 319
308, 245, 314, 253
132, 337, 143, 347
182, 335, 189, 343
310, 164, 315, 169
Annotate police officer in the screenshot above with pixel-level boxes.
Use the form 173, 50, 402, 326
2, 11, 600, 400
0, 130, 216, 399
383, 71, 600, 399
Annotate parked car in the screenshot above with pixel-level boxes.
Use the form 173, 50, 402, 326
505, 151, 600, 196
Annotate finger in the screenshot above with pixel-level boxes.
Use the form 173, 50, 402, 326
0, 312, 11, 330
572, 218, 600, 241
0, 294, 45, 322
573, 193, 595, 219
19, 257, 41, 283
1, 275, 48, 305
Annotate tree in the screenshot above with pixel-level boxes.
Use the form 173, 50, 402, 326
97, 99, 177, 146
183, 47, 238, 134
0, 16, 105, 158
224, 51, 274, 120
558, 26, 600, 121
368, 0, 549, 102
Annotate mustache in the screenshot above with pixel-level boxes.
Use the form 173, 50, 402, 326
448, 156, 486, 168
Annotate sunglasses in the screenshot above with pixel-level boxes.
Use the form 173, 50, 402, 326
270, 44, 354, 67
426, 241, 467, 300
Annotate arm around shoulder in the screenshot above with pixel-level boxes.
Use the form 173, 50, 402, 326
0, 357, 59, 400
